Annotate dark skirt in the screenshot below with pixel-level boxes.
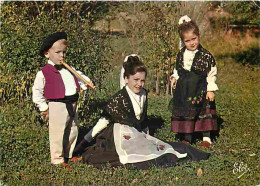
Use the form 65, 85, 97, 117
82, 125, 210, 170
170, 70, 218, 133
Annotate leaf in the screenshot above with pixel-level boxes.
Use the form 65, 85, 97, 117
241, 148, 251, 151
197, 168, 203, 177
130, 178, 138, 186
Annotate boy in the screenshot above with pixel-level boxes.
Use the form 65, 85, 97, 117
32, 32, 94, 167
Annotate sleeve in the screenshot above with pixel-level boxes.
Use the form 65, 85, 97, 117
72, 67, 92, 90
207, 66, 218, 91
120, 66, 126, 89
171, 68, 179, 80
83, 117, 110, 142
170, 52, 182, 80
32, 71, 49, 112
206, 52, 218, 92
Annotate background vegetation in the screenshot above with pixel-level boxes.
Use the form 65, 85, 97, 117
0, 1, 259, 186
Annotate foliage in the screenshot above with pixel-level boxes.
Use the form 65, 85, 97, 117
1, 2, 259, 185
1, 55, 259, 185
0, 2, 111, 107
223, 1, 260, 25
108, 2, 211, 95
231, 46, 260, 66
208, 1, 259, 31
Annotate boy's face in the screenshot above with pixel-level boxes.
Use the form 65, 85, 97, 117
125, 71, 146, 94
182, 30, 200, 51
44, 39, 67, 64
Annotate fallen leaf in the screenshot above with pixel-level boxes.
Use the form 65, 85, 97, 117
241, 148, 251, 151
197, 168, 203, 177
130, 178, 138, 186
142, 171, 148, 176
228, 148, 238, 152
243, 133, 251, 136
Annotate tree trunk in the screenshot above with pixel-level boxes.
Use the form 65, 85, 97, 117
156, 70, 160, 95
166, 76, 170, 95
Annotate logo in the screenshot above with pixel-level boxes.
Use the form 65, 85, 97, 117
233, 162, 250, 179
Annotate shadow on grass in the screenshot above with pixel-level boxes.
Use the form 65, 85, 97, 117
76, 98, 108, 146
216, 46, 259, 66
147, 115, 165, 136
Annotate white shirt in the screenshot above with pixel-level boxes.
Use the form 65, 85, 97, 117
171, 49, 218, 91
32, 60, 91, 111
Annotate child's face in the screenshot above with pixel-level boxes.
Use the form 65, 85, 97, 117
44, 39, 67, 64
125, 71, 146, 94
182, 30, 200, 51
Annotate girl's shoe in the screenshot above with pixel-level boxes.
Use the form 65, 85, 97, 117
201, 141, 211, 148
182, 140, 191, 145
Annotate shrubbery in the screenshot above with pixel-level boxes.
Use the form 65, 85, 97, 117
0, 2, 111, 104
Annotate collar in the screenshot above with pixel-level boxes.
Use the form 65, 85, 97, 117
125, 85, 145, 98
48, 60, 55, 66
181, 44, 203, 54
184, 48, 198, 55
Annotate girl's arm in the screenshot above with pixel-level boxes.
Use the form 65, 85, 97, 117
206, 65, 218, 101
83, 117, 110, 142
207, 66, 218, 92
170, 68, 179, 89
170, 68, 179, 81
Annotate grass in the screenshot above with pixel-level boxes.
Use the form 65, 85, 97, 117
1, 34, 260, 185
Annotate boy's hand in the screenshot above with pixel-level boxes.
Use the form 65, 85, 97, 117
206, 91, 215, 101
170, 76, 177, 89
41, 109, 49, 121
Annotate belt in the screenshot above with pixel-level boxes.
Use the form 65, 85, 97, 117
49, 93, 79, 117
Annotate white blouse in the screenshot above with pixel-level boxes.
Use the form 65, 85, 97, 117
171, 49, 218, 91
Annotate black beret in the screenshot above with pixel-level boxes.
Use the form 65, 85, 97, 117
39, 31, 67, 57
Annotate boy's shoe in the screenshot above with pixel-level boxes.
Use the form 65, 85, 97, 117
59, 162, 72, 171
200, 141, 211, 149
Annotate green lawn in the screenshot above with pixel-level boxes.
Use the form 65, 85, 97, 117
1, 54, 259, 185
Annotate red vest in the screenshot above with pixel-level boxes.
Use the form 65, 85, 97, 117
42, 64, 80, 99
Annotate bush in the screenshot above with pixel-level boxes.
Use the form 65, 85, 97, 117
232, 46, 260, 66
0, 2, 111, 105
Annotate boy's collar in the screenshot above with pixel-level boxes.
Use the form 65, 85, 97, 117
48, 60, 55, 66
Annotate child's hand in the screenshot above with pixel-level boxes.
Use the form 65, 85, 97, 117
170, 76, 177, 89
41, 109, 49, 121
206, 91, 215, 101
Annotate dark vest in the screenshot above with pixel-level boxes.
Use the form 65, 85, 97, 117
42, 64, 80, 99
104, 87, 148, 132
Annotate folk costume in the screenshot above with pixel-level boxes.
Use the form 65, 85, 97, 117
33, 32, 91, 164
169, 44, 218, 140
80, 86, 210, 169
